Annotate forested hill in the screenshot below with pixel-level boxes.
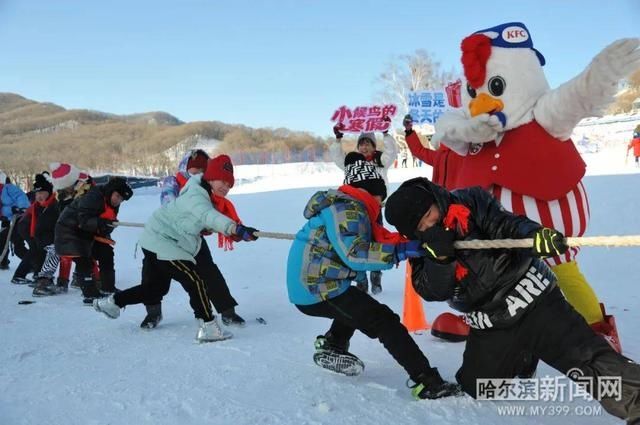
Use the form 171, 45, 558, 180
0, 93, 330, 179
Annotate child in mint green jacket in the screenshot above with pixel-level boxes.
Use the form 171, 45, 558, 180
95, 157, 259, 342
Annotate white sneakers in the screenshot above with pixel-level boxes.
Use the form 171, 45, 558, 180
196, 318, 233, 342
93, 294, 121, 319
94, 297, 231, 343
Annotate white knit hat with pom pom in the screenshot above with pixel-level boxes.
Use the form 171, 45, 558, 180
49, 162, 81, 190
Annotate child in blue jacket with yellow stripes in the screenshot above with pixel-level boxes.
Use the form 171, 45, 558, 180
286, 152, 460, 400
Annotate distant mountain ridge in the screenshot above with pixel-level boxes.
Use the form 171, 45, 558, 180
0, 93, 329, 180
0, 93, 183, 135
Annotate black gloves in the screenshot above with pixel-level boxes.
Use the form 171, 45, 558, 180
11, 206, 26, 215
234, 224, 259, 241
415, 225, 456, 259
532, 227, 569, 258
97, 218, 117, 236
333, 123, 345, 140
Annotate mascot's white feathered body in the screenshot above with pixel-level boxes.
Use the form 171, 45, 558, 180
433, 22, 640, 350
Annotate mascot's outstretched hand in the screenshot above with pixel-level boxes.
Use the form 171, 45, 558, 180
589, 38, 640, 88
433, 109, 503, 155
536, 38, 640, 140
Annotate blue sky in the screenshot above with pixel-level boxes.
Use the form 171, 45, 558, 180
0, 0, 637, 136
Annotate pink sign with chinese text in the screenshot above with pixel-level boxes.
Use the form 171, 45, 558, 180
330, 104, 398, 133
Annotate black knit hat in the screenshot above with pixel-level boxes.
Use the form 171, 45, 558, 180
104, 177, 133, 201
33, 172, 53, 194
385, 182, 435, 238
344, 152, 387, 200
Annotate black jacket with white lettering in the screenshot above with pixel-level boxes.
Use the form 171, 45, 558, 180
405, 178, 557, 329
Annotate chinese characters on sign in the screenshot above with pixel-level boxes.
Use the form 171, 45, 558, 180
407, 80, 463, 125
407, 90, 449, 125
330, 104, 397, 133
476, 369, 622, 402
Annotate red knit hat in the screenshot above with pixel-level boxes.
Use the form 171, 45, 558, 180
203, 155, 234, 188
186, 149, 209, 171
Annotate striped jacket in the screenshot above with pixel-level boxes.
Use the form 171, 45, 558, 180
328, 133, 398, 184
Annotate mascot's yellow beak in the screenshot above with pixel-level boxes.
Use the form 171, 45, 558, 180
469, 93, 504, 117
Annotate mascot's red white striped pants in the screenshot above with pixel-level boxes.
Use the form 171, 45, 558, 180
489, 181, 604, 325
490, 182, 590, 267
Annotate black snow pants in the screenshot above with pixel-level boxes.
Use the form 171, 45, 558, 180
92, 241, 115, 292
196, 238, 238, 314
13, 238, 42, 279
297, 286, 433, 381
114, 238, 237, 314
456, 286, 640, 423
1, 216, 29, 268
115, 248, 215, 322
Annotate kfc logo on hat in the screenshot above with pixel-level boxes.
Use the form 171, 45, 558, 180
502, 25, 529, 43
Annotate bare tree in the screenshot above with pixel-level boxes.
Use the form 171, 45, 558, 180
375, 49, 459, 116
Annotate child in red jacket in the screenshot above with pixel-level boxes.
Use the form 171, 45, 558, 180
627, 132, 640, 167
402, 114, 464, 190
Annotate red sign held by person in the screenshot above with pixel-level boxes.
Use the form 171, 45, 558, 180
331, 104, 397, 133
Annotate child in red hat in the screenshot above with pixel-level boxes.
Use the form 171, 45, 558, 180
96, 154, 256, 338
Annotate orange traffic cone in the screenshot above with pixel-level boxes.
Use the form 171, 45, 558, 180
402, 262, 430, 332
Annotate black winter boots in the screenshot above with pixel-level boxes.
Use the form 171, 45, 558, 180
140, 304, 163, 329
409, 368, 463, 400
80, 276, 105, 304
221, 308, 246, 327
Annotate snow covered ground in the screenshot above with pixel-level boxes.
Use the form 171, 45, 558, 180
1, 146, 639, 425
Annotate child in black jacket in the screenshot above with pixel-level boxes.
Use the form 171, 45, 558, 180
385, 177, 640, 424
55, 177, 132, 303
12, 173, 56, 290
